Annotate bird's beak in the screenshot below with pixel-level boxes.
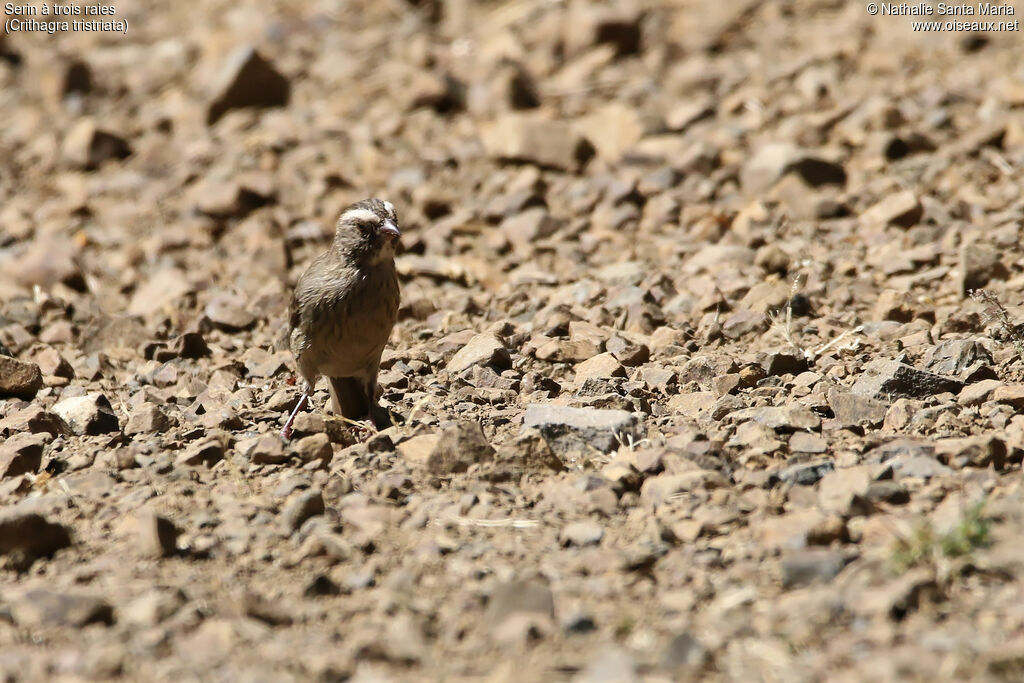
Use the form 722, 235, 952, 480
381, 219, 401, 239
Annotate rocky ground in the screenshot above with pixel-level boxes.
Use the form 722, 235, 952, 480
2, 0, 1024, 680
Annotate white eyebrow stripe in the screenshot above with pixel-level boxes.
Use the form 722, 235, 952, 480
382, 200, 395, 217
342, 209, 380, 223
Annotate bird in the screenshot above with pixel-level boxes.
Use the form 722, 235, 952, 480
281, 198, 401, 440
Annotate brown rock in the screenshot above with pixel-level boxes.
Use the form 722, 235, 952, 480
133, 513, 180, 559
992, 385, 1024, 410
447, 333, 511, 373
0, 433, 45, 477
293, 433, 333, 467
0, 405, 71, 437
0, 356, 42, 399
176, 434, 228, 467
281, 489, 325, 532
492, 429, 565, 481
125, 404, 172, 435
574, 352, 625, 381
0, 511, 72, 570
427, 420, 495, 474
9, 590, 112, 628
482, 114, 595, 171
960, 241, 1008, 294
52, 393, 119, 435
851, 360, 963, 400
207, 46, 290, 124
861, 190, 922, 228
62, 117, 131, 169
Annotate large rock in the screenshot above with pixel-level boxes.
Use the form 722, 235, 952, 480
52, 393, 120, 435
523, 404, 642, 454
0, 356, 42, 399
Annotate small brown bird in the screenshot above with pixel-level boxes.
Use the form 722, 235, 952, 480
281, 198, 401, 439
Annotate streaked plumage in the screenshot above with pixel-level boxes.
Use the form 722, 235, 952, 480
281, 198, 401, 439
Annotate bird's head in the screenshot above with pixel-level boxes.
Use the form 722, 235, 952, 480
333, 198, 401, 263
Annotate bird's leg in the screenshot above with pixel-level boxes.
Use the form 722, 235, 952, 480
281, 388, 310, 441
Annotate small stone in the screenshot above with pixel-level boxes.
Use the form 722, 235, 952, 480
993, 385, 1024, 410
487, 577, 554, 627
560, 520, 604, 547
446, 333, 511, 373
741, 143, 845, 193
861, 190, 922, 228
427, 420, 495, 475
780, 548, 850, 588
789, 432, 827, 454
403, 69, 464, 113
536, 339, 602, 363
0, 433, 45, 477
926, 339, 994, 378
304, 574, 341, 598
933, 435, 1006, 470
396, 433, 440, 468
207, 46, 290, 124
640, 471, 729, 508
176, 434, 227, 467
499, 208, 563, 250
960, 241, 1008, 294
851, 360, 963, 400
62, 117, 131, 169
0, 356, 42, 399
888, 454, 951, 480
660, 632, 708, 671
778, 460, 834, 486
482, 114, 595, 171
241, 592, 293, 627
124, 404, 171, 435
0, 406, 71, 437
828, 388, 888, 428
760, 351, 809, 377
205, 292, 257, 331
0, 511, 72, 570
574, 353, 625, 381
133, 513, 179, 559
121, 589, 185, 626
52, 393, 119, 435
293, 433, 333, 467
728, 406, 821, 432
491, 429, 565, 481
606, 335, 649, 366
10, 589, 112, 628
281, 489, 325, 532
741, 142, 798, 193
31, 347, 74, 379
958, 379, 1003, 406
756, 509, 845, 550
523, 404, 642, 455
818, 466, 873, 517
873, 289, 915, 322
242, 434, 288, 465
